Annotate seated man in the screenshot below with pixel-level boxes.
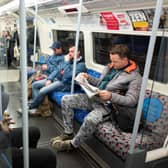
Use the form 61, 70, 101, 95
27, 45, 86, 115
51, 44, 142, 151
18, 41, 65, 112
0, 86, 56, 168
28, 41, 64, 79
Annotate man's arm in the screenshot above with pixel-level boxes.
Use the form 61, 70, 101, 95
0, 115, 15, 133
46, 67, 59, 81
63, 62, 86, 82
109, 73, 142, 107
0, 115, 15, 149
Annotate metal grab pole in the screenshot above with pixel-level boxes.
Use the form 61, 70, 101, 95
71, 0, 83, 94
33, 0, 38, 69
0, 84, 2, 120
19, 0, 29, 168
129, 0, 163, 154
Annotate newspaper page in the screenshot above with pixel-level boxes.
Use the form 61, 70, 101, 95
75, 74, 100, 98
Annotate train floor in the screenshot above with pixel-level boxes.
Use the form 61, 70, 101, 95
3, 80, 93, 168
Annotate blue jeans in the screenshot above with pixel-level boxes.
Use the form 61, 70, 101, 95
30, 79, 64, 108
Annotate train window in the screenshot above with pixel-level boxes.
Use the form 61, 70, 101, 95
53, 30, 84, 57
92, 32, 168, 83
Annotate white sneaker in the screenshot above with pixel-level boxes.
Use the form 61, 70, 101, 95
17, 108, 23, 115
28, 108, 40, 116
28, 108, 37, 114
16, 106, 32, 115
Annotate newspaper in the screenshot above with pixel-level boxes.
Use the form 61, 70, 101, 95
75, 74, 100, 98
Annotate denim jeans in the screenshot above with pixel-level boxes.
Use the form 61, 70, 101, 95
31, 79, 64, 108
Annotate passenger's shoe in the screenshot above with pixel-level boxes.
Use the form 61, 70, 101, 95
50, 133, 74, 143
17, 105, 29, 115
36, 109, 52, 117
52, 140, 74, 152
17, 107, 39, 117
28, 108, 40, 116
16, 108, 24, 115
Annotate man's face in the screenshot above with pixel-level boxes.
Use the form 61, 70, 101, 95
110, 54, 128, 69
53, 47, 62, 55
68, 47, 80, 59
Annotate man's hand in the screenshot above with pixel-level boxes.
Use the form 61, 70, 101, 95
0, 115, 15, 133
45, 80, 52, 86
65, 54, 72, 61
79, 72, 89, 79
98, 90, 112, 101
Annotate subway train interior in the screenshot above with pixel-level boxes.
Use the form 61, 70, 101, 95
0, 0, 168, 168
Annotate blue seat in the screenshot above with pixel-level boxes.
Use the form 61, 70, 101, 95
49, 69, 101, 123
36, 55, 46, 65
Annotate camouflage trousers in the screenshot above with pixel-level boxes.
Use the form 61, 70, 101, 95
61, 93, 111, 148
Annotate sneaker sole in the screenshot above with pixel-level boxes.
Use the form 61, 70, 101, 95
52, 140, 72, 152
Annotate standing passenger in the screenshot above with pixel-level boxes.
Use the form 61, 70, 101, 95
51, 44, 142, 151
0, 31, 7, 64
6, 31, 14, 66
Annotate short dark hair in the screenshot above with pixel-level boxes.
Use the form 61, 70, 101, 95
110, 44, 130, 59
69, 44, 81, 52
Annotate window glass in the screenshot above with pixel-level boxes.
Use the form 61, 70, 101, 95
92, 32, 168, 83
52, 30, 84, 57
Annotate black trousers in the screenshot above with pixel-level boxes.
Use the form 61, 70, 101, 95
10, 127, 56, 168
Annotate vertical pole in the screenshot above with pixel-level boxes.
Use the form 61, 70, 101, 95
33, 0, 38, 69
19, 0, 29, 168
129, 0, 163, 154
0, 84, 2, 119
71, 0, 83, 94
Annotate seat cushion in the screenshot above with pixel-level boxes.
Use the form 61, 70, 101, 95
95, 121, 162, 160
142, 90, 168, 141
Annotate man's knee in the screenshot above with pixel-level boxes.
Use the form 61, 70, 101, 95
32, 82, 38, 89
62, 95, 73, 105
39, 87, 47, 96
84, 114, 100, 128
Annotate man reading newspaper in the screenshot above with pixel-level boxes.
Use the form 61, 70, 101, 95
51, 44, 142, 151
75, 73, 99, 98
